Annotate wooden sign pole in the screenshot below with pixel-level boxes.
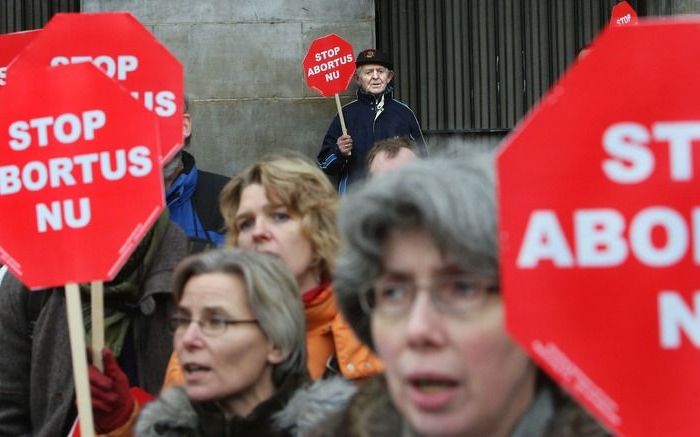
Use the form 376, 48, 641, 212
90, 281, 104, 372
334, 93, 350, 156
65, 282, 96, 437
334, 93, 348, 135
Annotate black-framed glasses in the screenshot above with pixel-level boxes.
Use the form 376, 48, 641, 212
359, 274, 499, 318
168, 315, 258, 337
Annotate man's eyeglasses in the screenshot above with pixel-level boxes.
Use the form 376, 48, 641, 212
168, 315, 258, 337
359, 274, 498, 318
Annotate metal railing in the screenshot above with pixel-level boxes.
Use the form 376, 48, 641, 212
375, 0, 654, 133
1, 0, 79, 34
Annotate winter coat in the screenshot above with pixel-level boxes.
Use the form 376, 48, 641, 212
136, 374, 356, 437
317, 87, 427, 193
303, 283, 383, 380
0, 222, 188, 437
307, 375, 612, 437
167, 151, 229, 251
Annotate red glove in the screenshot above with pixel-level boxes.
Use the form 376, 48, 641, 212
88, 348, 135, 433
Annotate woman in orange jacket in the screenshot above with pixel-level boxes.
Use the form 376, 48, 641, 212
165, 154, 382, 385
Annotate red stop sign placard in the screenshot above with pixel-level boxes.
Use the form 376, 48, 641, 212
8, 12, 183, 164
0, 63, 163, 289
498, 21, 700, 437
303, 34, 355, 96
611, 1, 638, 27
0, 30, 40, 87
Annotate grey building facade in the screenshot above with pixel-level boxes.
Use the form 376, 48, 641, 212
2, 0, 700, 175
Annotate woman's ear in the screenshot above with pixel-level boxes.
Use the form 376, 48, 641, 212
267, 343, 286, 365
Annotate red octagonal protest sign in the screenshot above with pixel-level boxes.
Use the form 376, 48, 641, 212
498, 21, 700, 437
303, 34, 355, 96
610, 1, 638, 27
0, 29, 40, 87
8, 12, 183, 164
0, 63, 163, 289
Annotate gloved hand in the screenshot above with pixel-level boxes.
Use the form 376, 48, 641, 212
88, 348, 135, 433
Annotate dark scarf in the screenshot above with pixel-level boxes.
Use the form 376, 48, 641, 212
80, 210, 170, 356
193, 371, 308, 437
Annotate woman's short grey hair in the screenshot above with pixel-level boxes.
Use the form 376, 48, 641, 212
172, 248, 307, 386
334, 152, 498, 350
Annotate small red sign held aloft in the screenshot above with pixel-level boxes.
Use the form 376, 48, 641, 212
303, 34, 355, 137
611, 1, 638, 26
303, 34, 355, 97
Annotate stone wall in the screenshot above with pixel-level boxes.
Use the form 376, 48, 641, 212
82, 0, 375, 177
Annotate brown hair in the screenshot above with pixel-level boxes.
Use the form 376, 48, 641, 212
366, 136, 419, 169
219, 155, 339, 278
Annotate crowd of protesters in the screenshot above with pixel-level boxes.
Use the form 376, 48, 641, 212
0, 48, 611, 437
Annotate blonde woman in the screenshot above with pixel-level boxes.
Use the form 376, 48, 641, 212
162, 155, 382, 386
221, 155, 382, 381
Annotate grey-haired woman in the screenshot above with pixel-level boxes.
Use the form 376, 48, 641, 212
311, 155, 609, 437
136, 249, 352, 436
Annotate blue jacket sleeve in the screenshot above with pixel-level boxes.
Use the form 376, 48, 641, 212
317, 115, 348, 176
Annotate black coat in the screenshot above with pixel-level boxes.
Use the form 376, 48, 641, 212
317, 87, 427, 193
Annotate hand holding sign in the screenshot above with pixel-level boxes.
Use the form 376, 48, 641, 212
88, 348, 135, 432
0, 12, 183, 437
0, 61, 163, 437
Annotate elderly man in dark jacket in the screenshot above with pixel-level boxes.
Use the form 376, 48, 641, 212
0, 212, 188, 436
317, 49, 427, 193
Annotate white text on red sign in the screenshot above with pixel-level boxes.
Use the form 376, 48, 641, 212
518, 121, 700, 268
1, 110, 154, 232
617, 14, 632, 25
50, 55, 138, 80
307, 46, 353, 83
49, 55, 176, 117
515, 120, 700, 349
658, 291, 700, 349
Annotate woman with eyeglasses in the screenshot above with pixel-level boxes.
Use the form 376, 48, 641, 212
310, 155, 610, 437
136, 248, 351, 436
